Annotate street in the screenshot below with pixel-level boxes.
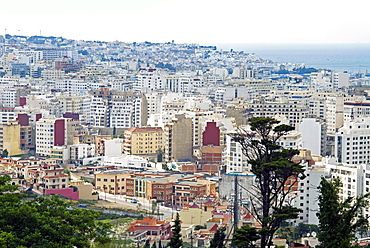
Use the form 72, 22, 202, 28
98, 192, 176, 220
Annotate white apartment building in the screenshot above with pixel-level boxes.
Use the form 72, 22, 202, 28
104, 139, 123, 157
215, 86, 257, 104
165, 74, 205, 93
231, 67, 259, 79
86, 89, 147, 128
69, 144, 95, 161
0, 87, 20, 107
335, 118, 370, 165
325, 95, 344, 136
224, 128, 301, 174
102, 155, 149, 170
294, 162, 326, 225
36, 117, 80, 157
133, 68, 167, 93
57, 94, 85, 115
41, 69, 65, 79
247, 97, 309, 128
299, 118, 325, 156
14, 50, 43, 63
55, 79, 91, 95
343, 101, 370, 123
145, 92, 164, 118
277, 130, 302, 150
0, 108, 16, 124
224, 134, 249, 173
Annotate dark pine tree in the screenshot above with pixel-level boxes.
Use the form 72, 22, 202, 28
167, 213, 182, 248
232, 117, 305, 248
317, 177, 370, 248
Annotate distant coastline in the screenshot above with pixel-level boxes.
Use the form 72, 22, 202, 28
212, 43, 370, 74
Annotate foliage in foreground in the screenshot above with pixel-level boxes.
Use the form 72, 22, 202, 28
232, 117, 305, 248
0, 175, 111, 248
167, 213, 182, 248
317, 177, 370, 248
210, 226, 226, 248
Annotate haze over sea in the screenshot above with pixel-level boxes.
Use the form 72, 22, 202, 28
215, 43, 370, 74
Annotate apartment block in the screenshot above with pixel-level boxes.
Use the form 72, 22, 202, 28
123, 127, 163, 155
164, 114, 193, 162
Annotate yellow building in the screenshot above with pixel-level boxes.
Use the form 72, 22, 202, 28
172, 206, 212, 226
0, 120, 22, 156
123, 127, 163, 155
94, 170, 132, 195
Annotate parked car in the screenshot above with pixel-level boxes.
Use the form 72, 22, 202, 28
131, 199, 138, 203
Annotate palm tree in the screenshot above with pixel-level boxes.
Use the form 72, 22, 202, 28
103, 185, 107, 200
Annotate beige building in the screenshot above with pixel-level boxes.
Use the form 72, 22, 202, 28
123, 127, 163, 155
74, 134, 112, 156
0, 120, 22, 156
164, 114, 193, 162
94, 170, 132, 195
173, 206, 213, 226
70, 180, 98, 200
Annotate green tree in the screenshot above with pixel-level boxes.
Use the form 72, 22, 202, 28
210, 226, 226, 248
144, 240, 150, 248
167, 213, 182, 248
232, 117, 305, 248
156, 148, 163, 162
316, 177, 370, 248
0, 175, 111, 248
232, 225, 259, 248
1, 149, 8, 158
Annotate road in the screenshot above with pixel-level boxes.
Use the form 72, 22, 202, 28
98, 192, 176, 220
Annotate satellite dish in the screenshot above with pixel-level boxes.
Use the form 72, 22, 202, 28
306, 233, 310, 237
312, 232, 317, 238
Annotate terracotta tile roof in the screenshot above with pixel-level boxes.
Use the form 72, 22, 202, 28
189, 203, 200, 208
203, 199, 215, 205
209, 224, 218, 232
43, 173, 68, 178
243, 213, 255, 220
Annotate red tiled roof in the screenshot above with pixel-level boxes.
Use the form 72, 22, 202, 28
203, 199, 215, 205
209, 224, 218, 232
43, 174, 68, 178
243, 213, 254, 220
127, 226, 138, 232
189, 203, 200, 208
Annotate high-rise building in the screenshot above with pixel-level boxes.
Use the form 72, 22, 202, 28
164, 114, 193, 162
123, 127, 163, 155
35, 117, 80, 157
335, 118, 370, 165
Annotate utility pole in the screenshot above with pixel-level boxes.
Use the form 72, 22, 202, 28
233, 175, 239, 230
190, 229, 194, 248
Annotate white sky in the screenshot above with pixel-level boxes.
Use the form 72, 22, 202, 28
0, 0, 369, 44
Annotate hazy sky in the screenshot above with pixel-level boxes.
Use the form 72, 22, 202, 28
1, 0, 369, 44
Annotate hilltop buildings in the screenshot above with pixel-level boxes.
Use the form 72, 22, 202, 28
2, 34, 370, 235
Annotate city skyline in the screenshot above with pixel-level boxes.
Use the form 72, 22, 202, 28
1, 0, 370, 45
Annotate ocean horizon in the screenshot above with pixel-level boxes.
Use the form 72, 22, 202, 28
213, 43, 370, 74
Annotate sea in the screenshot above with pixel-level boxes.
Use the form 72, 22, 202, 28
215, 43, 370, 74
